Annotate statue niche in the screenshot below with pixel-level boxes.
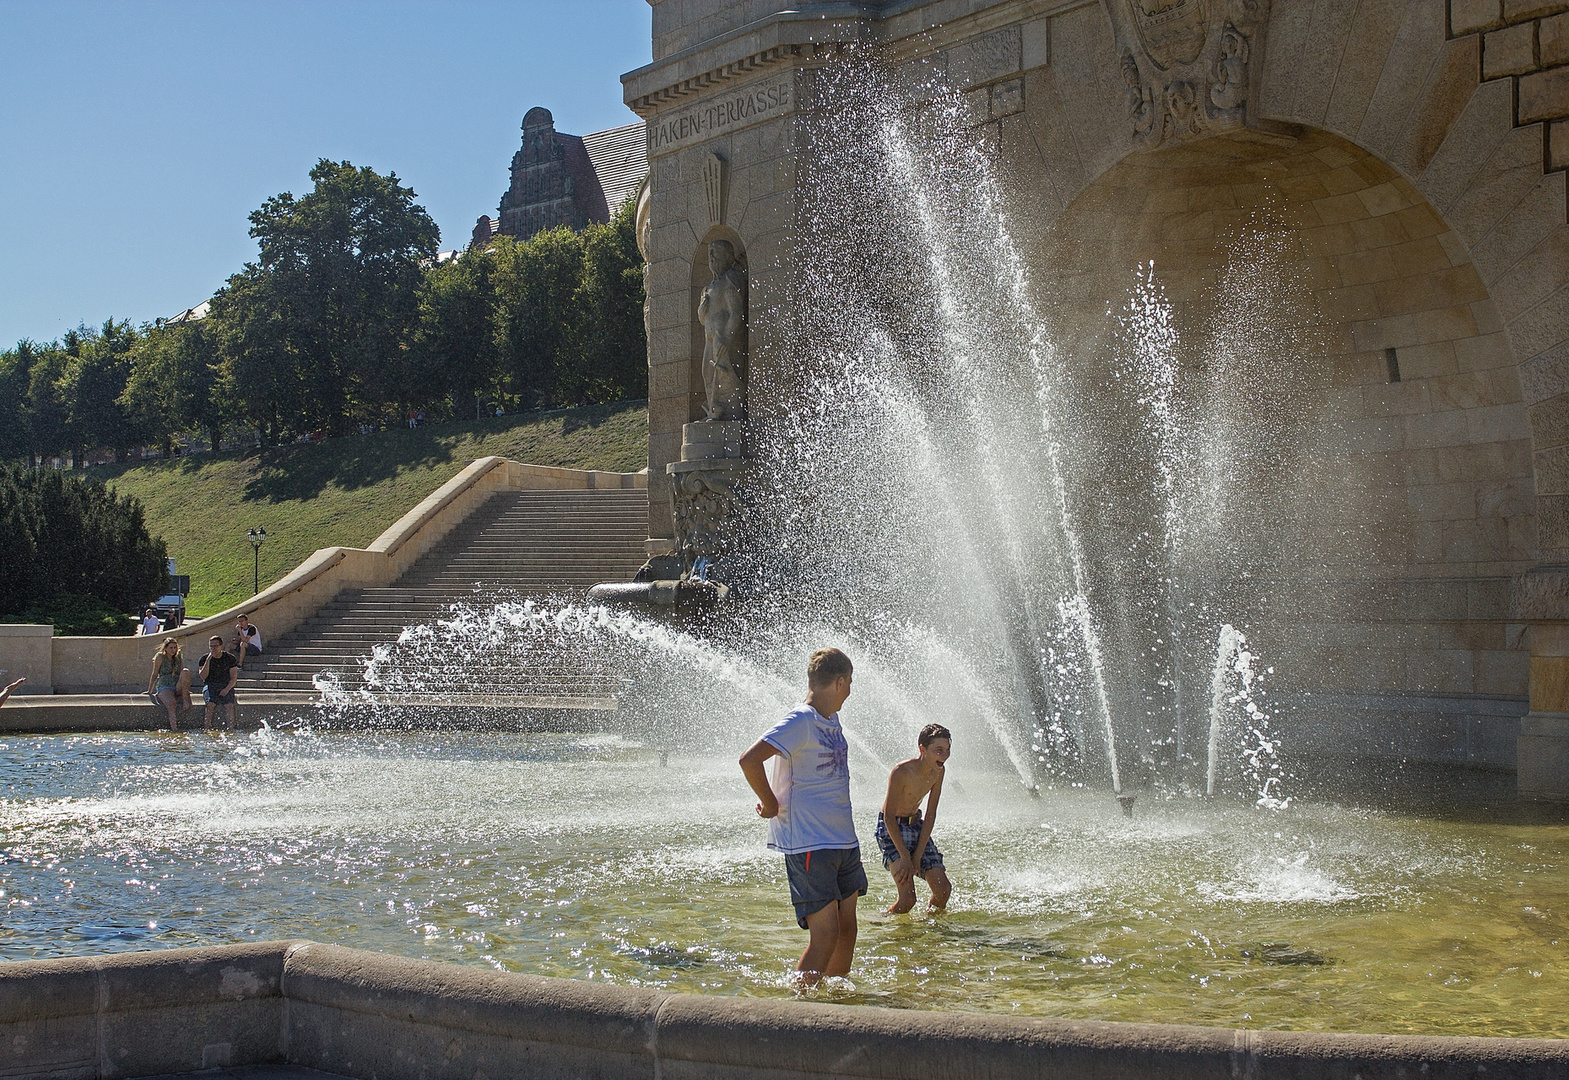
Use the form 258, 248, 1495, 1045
697, 239, 747, 422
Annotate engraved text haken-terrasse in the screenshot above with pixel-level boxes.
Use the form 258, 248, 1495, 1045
647, 75, 794, 155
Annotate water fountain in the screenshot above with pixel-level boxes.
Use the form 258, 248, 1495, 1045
2, 59, 1566, 1041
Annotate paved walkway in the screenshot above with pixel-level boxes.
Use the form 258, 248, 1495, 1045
0, 690, 615, 733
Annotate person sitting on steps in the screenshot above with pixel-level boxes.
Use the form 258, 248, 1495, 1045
234, 614, 263, 667
145, 638, 191, 731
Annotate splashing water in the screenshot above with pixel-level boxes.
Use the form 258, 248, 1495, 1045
1204, 624, 1286, 807
320, 61, 1330, 807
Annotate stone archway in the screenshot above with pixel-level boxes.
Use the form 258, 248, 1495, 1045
1017, 124, 1534, 766
625, 0, 1569, 794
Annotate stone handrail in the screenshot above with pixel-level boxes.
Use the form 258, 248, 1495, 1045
1, 941, 1566, 1080
16, 458, 646, 693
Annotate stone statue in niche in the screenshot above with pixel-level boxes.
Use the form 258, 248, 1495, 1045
671, 469, 740, 565
697, 239, 747, 421
1122, 52, 1157, 138
1209, 26, 1248, 110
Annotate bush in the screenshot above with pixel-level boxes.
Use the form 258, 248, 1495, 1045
1, 593, 133, 636
0, 463, 167, 623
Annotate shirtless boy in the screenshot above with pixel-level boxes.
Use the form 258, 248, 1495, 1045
875, 723, 952, 914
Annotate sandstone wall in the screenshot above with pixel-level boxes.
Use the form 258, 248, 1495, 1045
623, 0, 1569, 776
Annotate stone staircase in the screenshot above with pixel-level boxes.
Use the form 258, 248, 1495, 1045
242, 489, 648, 695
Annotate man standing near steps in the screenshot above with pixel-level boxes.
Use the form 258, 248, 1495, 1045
739, 648, 866, 986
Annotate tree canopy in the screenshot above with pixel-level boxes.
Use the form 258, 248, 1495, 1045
0, 157, 647, 623
1, 158, 648, 463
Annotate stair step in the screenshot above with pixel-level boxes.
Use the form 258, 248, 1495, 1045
250, 486, 649, 696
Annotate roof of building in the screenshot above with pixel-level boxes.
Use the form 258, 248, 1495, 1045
163, 300, 211, 325
580, 121, 647, 214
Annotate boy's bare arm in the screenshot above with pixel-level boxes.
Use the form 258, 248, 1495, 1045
882, 766, 916, 882
739, 739, 781, 818
910, 769, 943, 871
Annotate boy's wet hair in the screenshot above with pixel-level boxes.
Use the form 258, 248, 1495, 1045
209, 636, 224, 646
918, 723, 951, 747
806, 647, 853, 687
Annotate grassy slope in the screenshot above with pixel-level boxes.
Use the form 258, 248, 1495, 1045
88, 403, 649, 618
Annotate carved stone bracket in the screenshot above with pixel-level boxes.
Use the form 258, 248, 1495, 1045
668, 458, 743, 569
1110, 0, 1269, 149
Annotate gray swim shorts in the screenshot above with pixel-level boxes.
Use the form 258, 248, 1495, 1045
783, 846, 868, 929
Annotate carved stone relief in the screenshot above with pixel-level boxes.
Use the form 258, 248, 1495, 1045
702, 152, 728, 226
669, 467, 742, 566
1109, 0, 1268, 148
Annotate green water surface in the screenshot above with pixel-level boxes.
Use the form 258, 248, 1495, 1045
1, 730, 1564, 1037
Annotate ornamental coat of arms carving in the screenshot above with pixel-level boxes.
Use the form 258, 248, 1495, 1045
1109, 0, 1269, 148
1132, 0, 1210, 70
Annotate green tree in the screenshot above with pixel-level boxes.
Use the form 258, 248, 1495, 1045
0, 462, 166, 622
408, 248, 501, 420
120, 320, 225, 455
571, 201, 647, 404
0, 345, 32, 462
210, 265, 299, 444
61, 319, 141, 464
24, 344, 70, 466
492, 229, 586, 409
215, 159, 439, 438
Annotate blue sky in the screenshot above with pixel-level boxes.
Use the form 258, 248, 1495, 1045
0, 0, 652, 347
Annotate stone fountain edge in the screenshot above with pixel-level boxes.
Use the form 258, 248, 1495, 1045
1, 940, 1561, 1080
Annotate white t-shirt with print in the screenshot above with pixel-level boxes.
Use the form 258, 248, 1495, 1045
760, 704, 858, 854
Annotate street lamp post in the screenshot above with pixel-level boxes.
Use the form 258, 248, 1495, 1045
247, 527, 267, 595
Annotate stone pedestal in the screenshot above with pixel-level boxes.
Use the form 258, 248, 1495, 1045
1521, 623, 1569, 802
665, 421, 746, 577
1519, 712, 1569, 802
681, 420, 745, 460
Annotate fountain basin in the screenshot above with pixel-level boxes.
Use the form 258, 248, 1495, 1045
4, 730, 1566, 1038
3, 940, 1568, 1080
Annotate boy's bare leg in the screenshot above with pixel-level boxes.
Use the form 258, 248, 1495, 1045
203, 703, 214, 731
224, 703, 236, 731
824, 895, 857, 976
886, 866, 917, 914
924, 867, 951, 911
799, 898, 849, 984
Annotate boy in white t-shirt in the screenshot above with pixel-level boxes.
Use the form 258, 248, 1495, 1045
739, 647, 865, 985
234, 614, 263, 666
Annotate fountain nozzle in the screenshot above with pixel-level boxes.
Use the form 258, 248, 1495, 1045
1026, 784, 1040, 799
1117, 795, 1136, 817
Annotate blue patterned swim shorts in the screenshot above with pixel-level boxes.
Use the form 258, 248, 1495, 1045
874, 811, 944, 874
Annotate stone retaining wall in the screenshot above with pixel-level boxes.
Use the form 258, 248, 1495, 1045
3, 941, 1566, 1080
0, 460, 645, 695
